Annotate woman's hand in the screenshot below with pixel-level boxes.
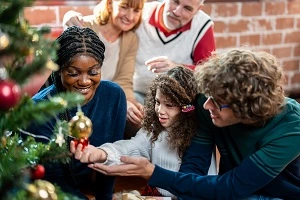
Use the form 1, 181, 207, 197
63, 10, 84, 29
70, 141, 107, 163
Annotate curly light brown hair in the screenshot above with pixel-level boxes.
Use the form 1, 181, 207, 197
94, 0, 144, 30
195, 48, 286, 126
143, 66, 199, 158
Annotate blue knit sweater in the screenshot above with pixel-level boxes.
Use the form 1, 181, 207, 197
149, 95, 300, 200
26, 81, 127, 199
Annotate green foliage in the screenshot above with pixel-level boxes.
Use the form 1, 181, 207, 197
0, 0, 58, 85
0, 92, 84, 133
0, 0, 86, 199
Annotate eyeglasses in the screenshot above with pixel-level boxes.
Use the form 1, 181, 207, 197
208, 96, 229, 111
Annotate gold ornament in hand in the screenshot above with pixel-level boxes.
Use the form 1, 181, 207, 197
68, 111, 92, 148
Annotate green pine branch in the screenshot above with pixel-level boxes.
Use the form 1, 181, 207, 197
1, 0, 57, 85
0, 1, 89, 199
0, 92, 84, 134
1, 21, 57, 85
0, 120, 79, 200
0, 0, 33, 24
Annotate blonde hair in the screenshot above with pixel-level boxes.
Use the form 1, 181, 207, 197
94, 0, 145, 30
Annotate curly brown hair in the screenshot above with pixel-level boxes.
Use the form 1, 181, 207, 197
143, 66, 199, 158
195, 48, 286, 126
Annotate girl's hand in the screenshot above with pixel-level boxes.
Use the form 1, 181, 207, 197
70, 141, 107, 163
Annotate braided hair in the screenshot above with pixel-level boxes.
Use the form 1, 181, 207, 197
51, 26, 105, 92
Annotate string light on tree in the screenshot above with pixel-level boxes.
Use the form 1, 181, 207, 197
55, 126, 65, 147
0, 31, 10, 50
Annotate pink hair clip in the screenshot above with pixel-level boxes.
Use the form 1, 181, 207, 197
182, 104, 195, 112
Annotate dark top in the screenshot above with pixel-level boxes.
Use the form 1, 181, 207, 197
26, 81, 127, 199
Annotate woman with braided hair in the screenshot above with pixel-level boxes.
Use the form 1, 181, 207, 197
70, 66, 217, 199
24, 26, 127, 199
63, 0, 146, 135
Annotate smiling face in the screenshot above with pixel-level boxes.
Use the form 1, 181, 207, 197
61, 54, 101, 105
110, 0, 143, 31
154, 88, 181, 130
163, 0, 203, 30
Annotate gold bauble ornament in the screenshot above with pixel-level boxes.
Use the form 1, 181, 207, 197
26, 180, 57, 200
68, 111, 92, 139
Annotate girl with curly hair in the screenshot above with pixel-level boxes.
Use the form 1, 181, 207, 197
70, 66, 216, 198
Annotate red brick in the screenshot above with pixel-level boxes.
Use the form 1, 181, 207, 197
294, 45, 300, 57
257, 48, 272, 54
256, 19, 273, 31
215, 3, 238, 17
245, 19, 273, 32
228, 20, 249, 33
47, 28, 64, 39
285, 31, 300, 43
265, 2, 286, 15
241, 2, 262, 16
215, 36, 237, 49
276, 17, 295, 30
240, 34, 260, 46
287, 0, 300, 14
297, 18, 300, 29
202, 4, 212, 15
22, 0, 300, 91
283, 60, 300, 71
284, 74, 290, 85
24, 7, 57, 25
272, 47, 292, 59
262, 33, 282, 45
291, 73, 300, 84
213, 21, 227, 33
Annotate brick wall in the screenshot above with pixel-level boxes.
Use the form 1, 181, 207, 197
24, 0, 300, 95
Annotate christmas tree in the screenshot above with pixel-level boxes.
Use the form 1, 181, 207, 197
0, 0, 84, 199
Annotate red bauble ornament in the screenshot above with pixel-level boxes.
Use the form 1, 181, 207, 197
73, 137, 89, 149
31, 164, 45, 180
0, 79, 21, 111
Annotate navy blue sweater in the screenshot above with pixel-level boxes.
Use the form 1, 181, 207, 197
26, 81, 127, 199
